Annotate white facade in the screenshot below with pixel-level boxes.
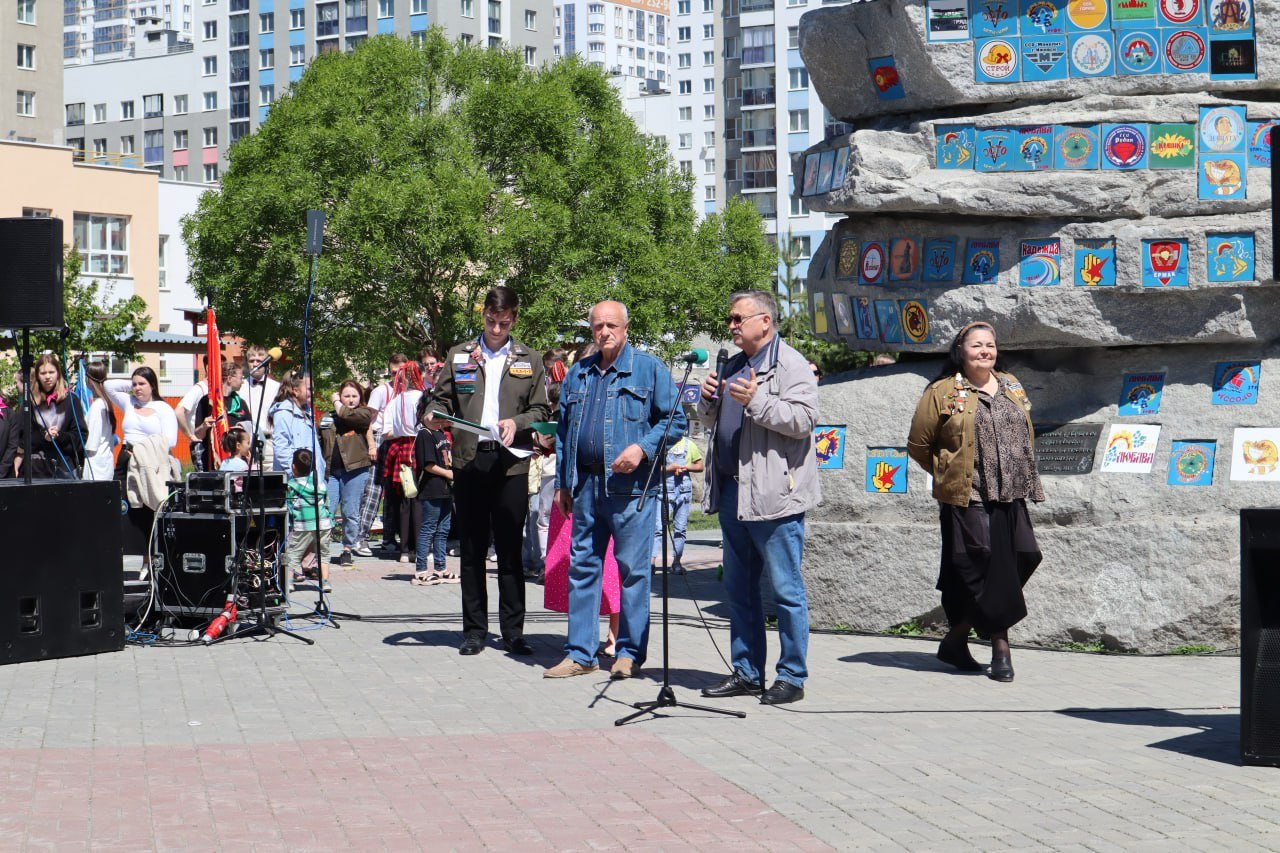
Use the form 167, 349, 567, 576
156, 178, 209, 396
669, 0, 717, 218
63, 0, 195, 64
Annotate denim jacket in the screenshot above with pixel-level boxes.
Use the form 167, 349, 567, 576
555, 342, 687, 497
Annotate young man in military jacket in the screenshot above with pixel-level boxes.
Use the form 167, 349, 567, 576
430, 286, 551, 657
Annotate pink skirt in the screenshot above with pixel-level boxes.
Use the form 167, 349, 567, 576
543, 504, 620, 615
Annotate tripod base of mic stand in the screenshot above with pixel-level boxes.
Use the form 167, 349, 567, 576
211, 610, 314, 646
614, 685, 747, 726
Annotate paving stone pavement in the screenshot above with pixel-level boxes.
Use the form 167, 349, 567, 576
0, 536, 1276, 851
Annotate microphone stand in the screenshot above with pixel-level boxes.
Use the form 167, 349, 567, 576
615, 358, 745, 725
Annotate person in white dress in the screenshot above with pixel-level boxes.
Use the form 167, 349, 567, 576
79, 361, 118, 482
105, 366, 178, 562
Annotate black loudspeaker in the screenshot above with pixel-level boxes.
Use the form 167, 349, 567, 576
0, 216, 64, 330
1241, 509, 1280, 765
0, 480, 124, 663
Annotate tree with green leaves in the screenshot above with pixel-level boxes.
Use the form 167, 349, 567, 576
184, 32, 774, 380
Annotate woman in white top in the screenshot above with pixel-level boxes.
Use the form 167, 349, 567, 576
80, 361, 118, 482
105, 366, 177, 561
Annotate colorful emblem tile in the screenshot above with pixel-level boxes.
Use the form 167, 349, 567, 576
1021, 35, 1071, 79
1116, 29, 1163, 72
860, 241, 887, 285
1053, 124, 1101, 168
963, 238, 1001, 284
1067, 0, 1110, 28
1148, 122, 1196, 168
899, 299, 932, 343
936, 125, 978, 168
1247, 120, 1275, 167
976, 37, 1023, 81
1075, 237, 1117, 285
889, 238, 921, 281
1213, 360, 1260, 405
928, 0, 973, 41
1022, 0, 1067, 32
1158, 0, 1203, 25
1162, 27, 1210, 71
836, 237, 859, 280
1019, 238, 1062, 286
1142, 238, 1189, 286
1206, 232, 1255, 281
1069, 31, 1116, 75
868, 56, 907, 100
922, 237, 959, 282
866, 447, 909, 493
1119, 372, 1166, 415
1100, 123, 1149, 169
1199, 105, 1247, 153
853, 295, 877, 340
1168, 440, 1216, 486
971, 0, 1020, 36
1198, 153, 1246, 199
976, 127, 1017, 171
875, 299, 903, 343
1208, 36, 1256, 79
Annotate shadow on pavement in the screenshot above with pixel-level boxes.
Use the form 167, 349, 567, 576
839, 649, 988, 675
1057, 707, 1241, 766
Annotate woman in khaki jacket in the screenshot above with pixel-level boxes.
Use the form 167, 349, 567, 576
908, 322, 1043, 683
320, 380, 376, 567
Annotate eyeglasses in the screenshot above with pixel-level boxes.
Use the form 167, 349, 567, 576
727, 311, 767, 327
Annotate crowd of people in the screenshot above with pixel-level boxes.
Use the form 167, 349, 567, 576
0, 285, 1043, 700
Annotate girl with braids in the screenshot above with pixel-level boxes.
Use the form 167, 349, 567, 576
908, 321, 1044, 684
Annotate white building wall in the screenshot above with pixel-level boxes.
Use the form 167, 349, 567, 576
156, 178, 209, 395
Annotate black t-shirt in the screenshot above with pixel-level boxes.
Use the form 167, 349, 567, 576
413, 428, 452, 500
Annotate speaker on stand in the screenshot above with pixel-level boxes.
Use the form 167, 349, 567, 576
1241, 508, 1280, 766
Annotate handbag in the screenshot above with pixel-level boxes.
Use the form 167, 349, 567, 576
400, 463, 419, 498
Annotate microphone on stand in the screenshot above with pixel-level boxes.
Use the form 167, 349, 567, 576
677, 349, 709, 365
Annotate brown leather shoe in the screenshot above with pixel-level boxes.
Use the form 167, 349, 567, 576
610, 657, 639, 680
543, 657, 599, 678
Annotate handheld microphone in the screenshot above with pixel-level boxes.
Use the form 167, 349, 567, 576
677, 348, 708, 365
713, 348, 729, 400
260, 346, 284, 365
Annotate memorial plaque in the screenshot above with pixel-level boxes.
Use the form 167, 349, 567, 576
1035, 422, 1103, 474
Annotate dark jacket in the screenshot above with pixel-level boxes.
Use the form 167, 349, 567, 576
13, 394, 88, 478
320, 404, 374, 473
429, 336, 551, 475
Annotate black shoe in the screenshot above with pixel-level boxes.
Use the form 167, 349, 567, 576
446, 545, 460, 557
701, 673, 763, 698
502, 637, 534, 656
337, 551, 353, 567
459, 636, 485, 656
761, 680, 805, 705
937, 638, 983, 672
989, 656, 1014, 682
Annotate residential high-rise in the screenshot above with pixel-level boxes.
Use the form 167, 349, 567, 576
62, 0, 195, 64
3, 0, 63, 143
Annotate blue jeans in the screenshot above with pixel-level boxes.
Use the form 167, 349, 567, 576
718, 477, 809, 688
652, 488, 692, 566
566, 471, 657, 667
416, 496, 453, 574
327, 466, 372, 550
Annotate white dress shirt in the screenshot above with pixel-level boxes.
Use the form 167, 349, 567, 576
479, 337, 510, 428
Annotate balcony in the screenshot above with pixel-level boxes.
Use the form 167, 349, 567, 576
346, 15, 367, 30
316, 19, 339, 35
487, 16, 501, 31
230, 66, 249, 82
144, 146, 164, 164
229, 31, 249, 46
741, 87, 774, 106
229, 0, 249, 9
741, 129, 775, 147
741, 45, 774, 65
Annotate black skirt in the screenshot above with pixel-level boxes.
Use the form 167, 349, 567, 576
114, 444, 155, 557
937, 500, 1041, 634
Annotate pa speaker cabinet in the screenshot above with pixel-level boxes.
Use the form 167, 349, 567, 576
0, 217, 64, 330
1241, 508, 1280, 766
0, 480, 123, 663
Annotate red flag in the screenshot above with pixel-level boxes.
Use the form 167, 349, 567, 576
206, 307, 227, 465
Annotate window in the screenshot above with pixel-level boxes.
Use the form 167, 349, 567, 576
158, 236, 168, 290
290, 45, 305, 64
678, 132, 692, 148
487, 0, 500, 31
724, 36, 738, 57
787, 26, 798, 48
743, 67, 774, 105
702, 23, 712, 38
788, 67, 809, 90
704, 158, 715, 173
17, 44, 35, 69
742, 151, 776, 189
203, 19, 217, 39
204, 163, 219, 182
677, 0, 689, 10
787, 0, 805, 6
92, 103, 106, 123
742, 25, 773, 64
120, 100, 134, 119
202, 91, 219, 110
260, 12, 273, 31
724, 117, 738, 140
791, 236, 811, 258
259, 84, 274, 104
92, 138, 107, 155
677, 52, 690, 68
789, 109, 808, 132
742, 108, 775, 146
72, 214, 130, 275
703, 49, 714, 66
703, 103, 714, 118
174, 94, 188, 113
524, 45, 535, 65
524, 8, 535, 27
725, 76, 740, 99
66, 102, 85, 125
677, 25, 689, 40
290, 8, 304, 27
203, 55, 217, 75
413, 0, 428, 12
17, 0, 35, 23
703, 78, 714, 92
173, 129, 188, 149
174, 165, 188, 181
705, 185, 716, 201
22, 207, 51, 217
203, 126, 217, 146
704, 130, 715, 146
120, 135, 134, 153
790, 195, 808, 216
143, 94, 163, 116
144, 129, 163, 161
679, 160, 692, 174
15, 90, 34, 116
678, 106, 692, 120
678, 80, 691, 94
260, 47, 274, 68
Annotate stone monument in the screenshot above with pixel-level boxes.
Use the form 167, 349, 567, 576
796, 0, 1276, 650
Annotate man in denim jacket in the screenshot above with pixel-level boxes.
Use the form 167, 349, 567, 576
546, 300, 686, 680
697, 289, 820, 705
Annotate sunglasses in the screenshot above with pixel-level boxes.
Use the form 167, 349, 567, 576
727, 311, 767, 326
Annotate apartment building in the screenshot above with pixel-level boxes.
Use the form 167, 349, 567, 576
63, 0, 195, 64
3, 0, 63, 143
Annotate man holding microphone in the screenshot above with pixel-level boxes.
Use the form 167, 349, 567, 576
697, 290, 820, 705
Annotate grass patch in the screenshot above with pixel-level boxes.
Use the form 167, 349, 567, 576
686, 509, 720, 531
882, 618, 927, 637
1170, 644, 1216, 655
1061, 640, 1109, 653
